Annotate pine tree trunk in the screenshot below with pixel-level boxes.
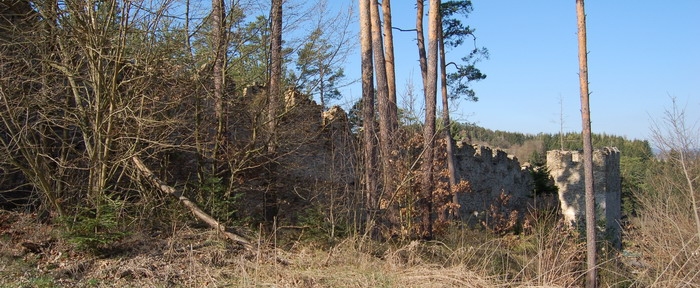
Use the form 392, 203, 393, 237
359, 0, 378, 232
415, 0, 428, 87
438, 15, 460, 219
381, 0, 399, 130
370, 0, 396, 233
576, 0, 597, 287
420, 0, 440, 240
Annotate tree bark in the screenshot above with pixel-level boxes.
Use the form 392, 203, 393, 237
370, 0, 395, 228
185, 0, 193, 58
576, 0, 597, 287
438, 14, 459, 219
212, 0, 227, 158
131, 157, 253, 251
359, 0, 378, 227
269, 0, 283, 154
381, 0, 399, 130
416, 0, 428, 88
419, 0, 440, 240
265, 0, 284, 224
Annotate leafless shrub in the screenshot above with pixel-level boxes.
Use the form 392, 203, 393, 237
631, 97, 700, 286
509, 211, 587, 287
0, 0, 204, 249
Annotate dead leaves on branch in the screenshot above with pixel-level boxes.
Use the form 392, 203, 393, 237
391, 134, 470, 239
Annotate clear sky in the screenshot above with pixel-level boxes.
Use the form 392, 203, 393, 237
333, 1, 700, 142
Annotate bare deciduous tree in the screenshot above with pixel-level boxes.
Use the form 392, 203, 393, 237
1, 0, 225, 236
650, 98, 700, 241
212, 0, 227, 160
269, 0, 283, 154
628, 98, 700, 286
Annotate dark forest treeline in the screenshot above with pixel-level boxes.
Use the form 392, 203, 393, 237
450, 122, 654, 162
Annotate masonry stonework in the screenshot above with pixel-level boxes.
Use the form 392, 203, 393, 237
258, 92, 622, 245
454, 142, 533, 220
547, 148, 622, 248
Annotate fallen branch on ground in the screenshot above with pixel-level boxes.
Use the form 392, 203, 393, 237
131, 156, 254, 251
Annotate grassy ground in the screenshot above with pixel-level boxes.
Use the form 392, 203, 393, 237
0, 210, 497, 287
0, 210, 660, 287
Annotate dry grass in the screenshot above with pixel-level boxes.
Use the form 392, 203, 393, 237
0, 211, 498, 287
627, 186, 700, 287
0, 209, 661, 288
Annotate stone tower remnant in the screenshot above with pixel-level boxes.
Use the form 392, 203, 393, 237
547, 147, 622, 249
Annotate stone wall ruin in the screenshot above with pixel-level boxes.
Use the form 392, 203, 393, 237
453, 142, 533, 221
279, 89, 355, 183
234, 85, 623, 241
547, 148, 622, 248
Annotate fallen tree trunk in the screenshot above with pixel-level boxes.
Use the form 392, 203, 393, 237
131, 156, 254, 251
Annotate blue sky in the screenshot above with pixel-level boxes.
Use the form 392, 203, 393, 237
333, 1, 699, 142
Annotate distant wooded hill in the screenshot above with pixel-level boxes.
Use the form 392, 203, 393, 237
449, 122, 654, 164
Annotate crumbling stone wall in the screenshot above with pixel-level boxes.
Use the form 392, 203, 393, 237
547, 148, 621, 248
276, 89, 355, 184
454, 142, 533, 220
261, 91, 623, 244
238, 85, 355, 185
